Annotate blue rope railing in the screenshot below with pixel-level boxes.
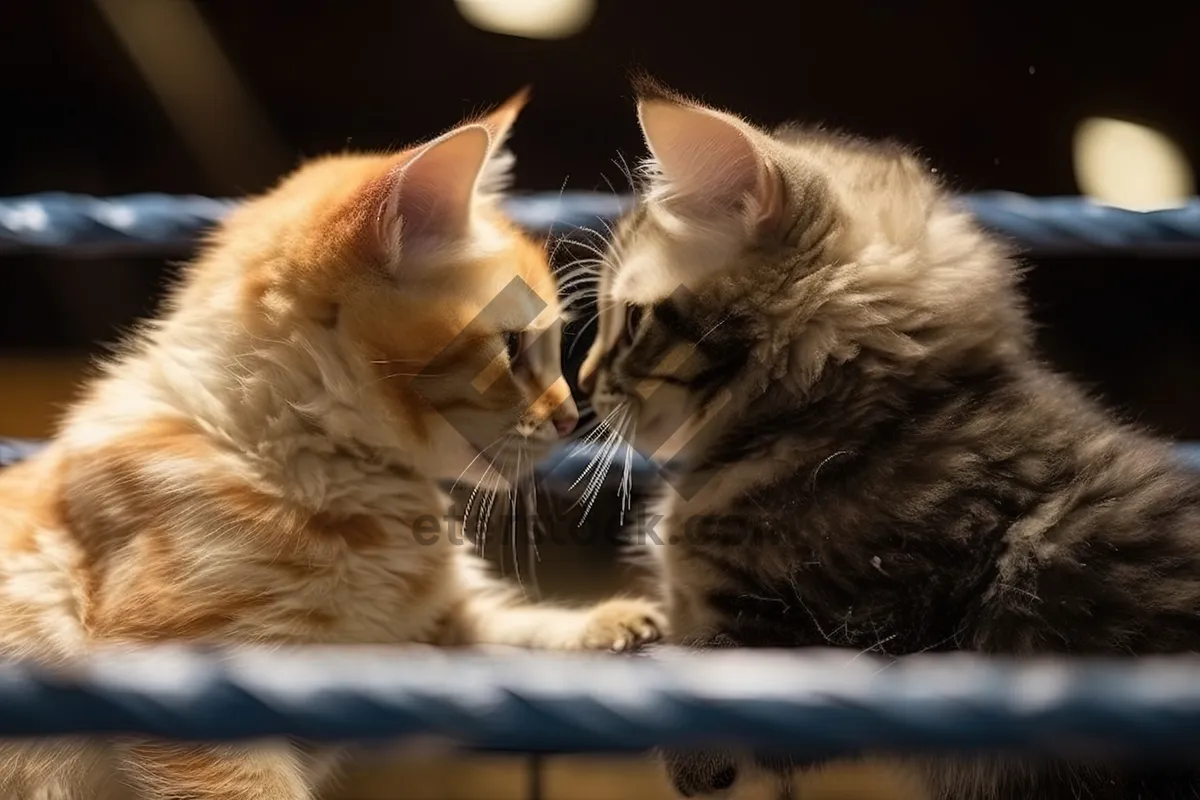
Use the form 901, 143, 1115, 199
5, 646, 1200, 759
2, 187, 1200, 770
2, 192, 1199, 259
0, 192, 627, 258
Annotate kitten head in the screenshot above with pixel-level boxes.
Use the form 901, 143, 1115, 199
163, 89, 576, 485
580, 80, 1030, 467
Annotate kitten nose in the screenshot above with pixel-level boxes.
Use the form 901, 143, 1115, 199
554, 412, 579, 438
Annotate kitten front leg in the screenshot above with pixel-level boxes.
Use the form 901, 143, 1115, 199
118, 742, 312, 800
662, 748, 740, 798
657, 633, 826, 798
444, 554, 666, 651
658, 632, 742, 797
459, 594, 666, 651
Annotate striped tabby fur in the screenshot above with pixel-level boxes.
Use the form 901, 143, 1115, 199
580, 79, 1200, 799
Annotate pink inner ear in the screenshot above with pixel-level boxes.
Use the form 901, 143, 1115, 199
386, 124, 493, 246
343, 124, 496, 268
638, 100, 765, 213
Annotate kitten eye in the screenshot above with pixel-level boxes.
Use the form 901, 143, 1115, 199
624, 305, 645, 343
503, 331, 523, 364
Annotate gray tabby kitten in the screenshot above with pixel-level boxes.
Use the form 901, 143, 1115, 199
579, 79, 1200, 800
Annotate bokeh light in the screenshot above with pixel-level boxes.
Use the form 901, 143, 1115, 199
455, 0, 596, 40
1073, 117, 1194, 211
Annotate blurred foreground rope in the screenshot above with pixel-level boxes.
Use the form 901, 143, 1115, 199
2, 192, 1199, 259
6, 646, 1200, 760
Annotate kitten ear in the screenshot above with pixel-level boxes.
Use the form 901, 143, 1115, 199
474, 86, 530, 197
637, 98, 781, 230
476, 85, 530, 143
375, 123, 494, 262
350, 91, 529, 268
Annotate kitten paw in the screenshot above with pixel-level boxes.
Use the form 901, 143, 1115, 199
577, 598, 666, 652
661, 749, 739, 797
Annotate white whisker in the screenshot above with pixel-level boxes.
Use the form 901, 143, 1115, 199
525, 466, 541, 570
577, 409, 630, 525
556, 260, 605, 282
697, 312, 735, 344
544, 174, 573, 265
451, 436, 507, 494
613, 151, 638, 192
510, 445, 531, 596
568, 404, 626, 468
461, 464, 492, 555
619, 416, 637, 526
477, 452, 508, 557
565, 300, 621, 359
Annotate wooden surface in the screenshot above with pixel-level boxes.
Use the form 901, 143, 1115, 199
335, 753, 929, 800
0, 354, 89, 438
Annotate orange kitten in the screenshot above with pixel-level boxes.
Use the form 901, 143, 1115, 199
0, 91, 664, 799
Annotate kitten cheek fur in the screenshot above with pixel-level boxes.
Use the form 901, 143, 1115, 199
588, 81, 1200, 800
0, 90, 664, 800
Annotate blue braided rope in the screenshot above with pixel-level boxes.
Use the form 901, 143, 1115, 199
5, 646, 1200, 759
962, 192, 1200, 257
0, 438, 44, 468
0, 193, 239, 258
2, 192, 1198, 259
0, 192, 627, 259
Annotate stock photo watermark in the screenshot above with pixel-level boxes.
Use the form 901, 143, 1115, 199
409, 503, 790, 548
410, 275, 805, 502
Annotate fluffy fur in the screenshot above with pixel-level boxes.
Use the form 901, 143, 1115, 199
581, 80, 1200, 799
0, 91, 664, 799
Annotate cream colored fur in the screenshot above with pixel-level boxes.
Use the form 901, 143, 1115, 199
0, 93, 664, 799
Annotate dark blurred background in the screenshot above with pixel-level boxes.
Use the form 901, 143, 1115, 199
3, 0, 1200, 444
1, 4, 1198, 796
